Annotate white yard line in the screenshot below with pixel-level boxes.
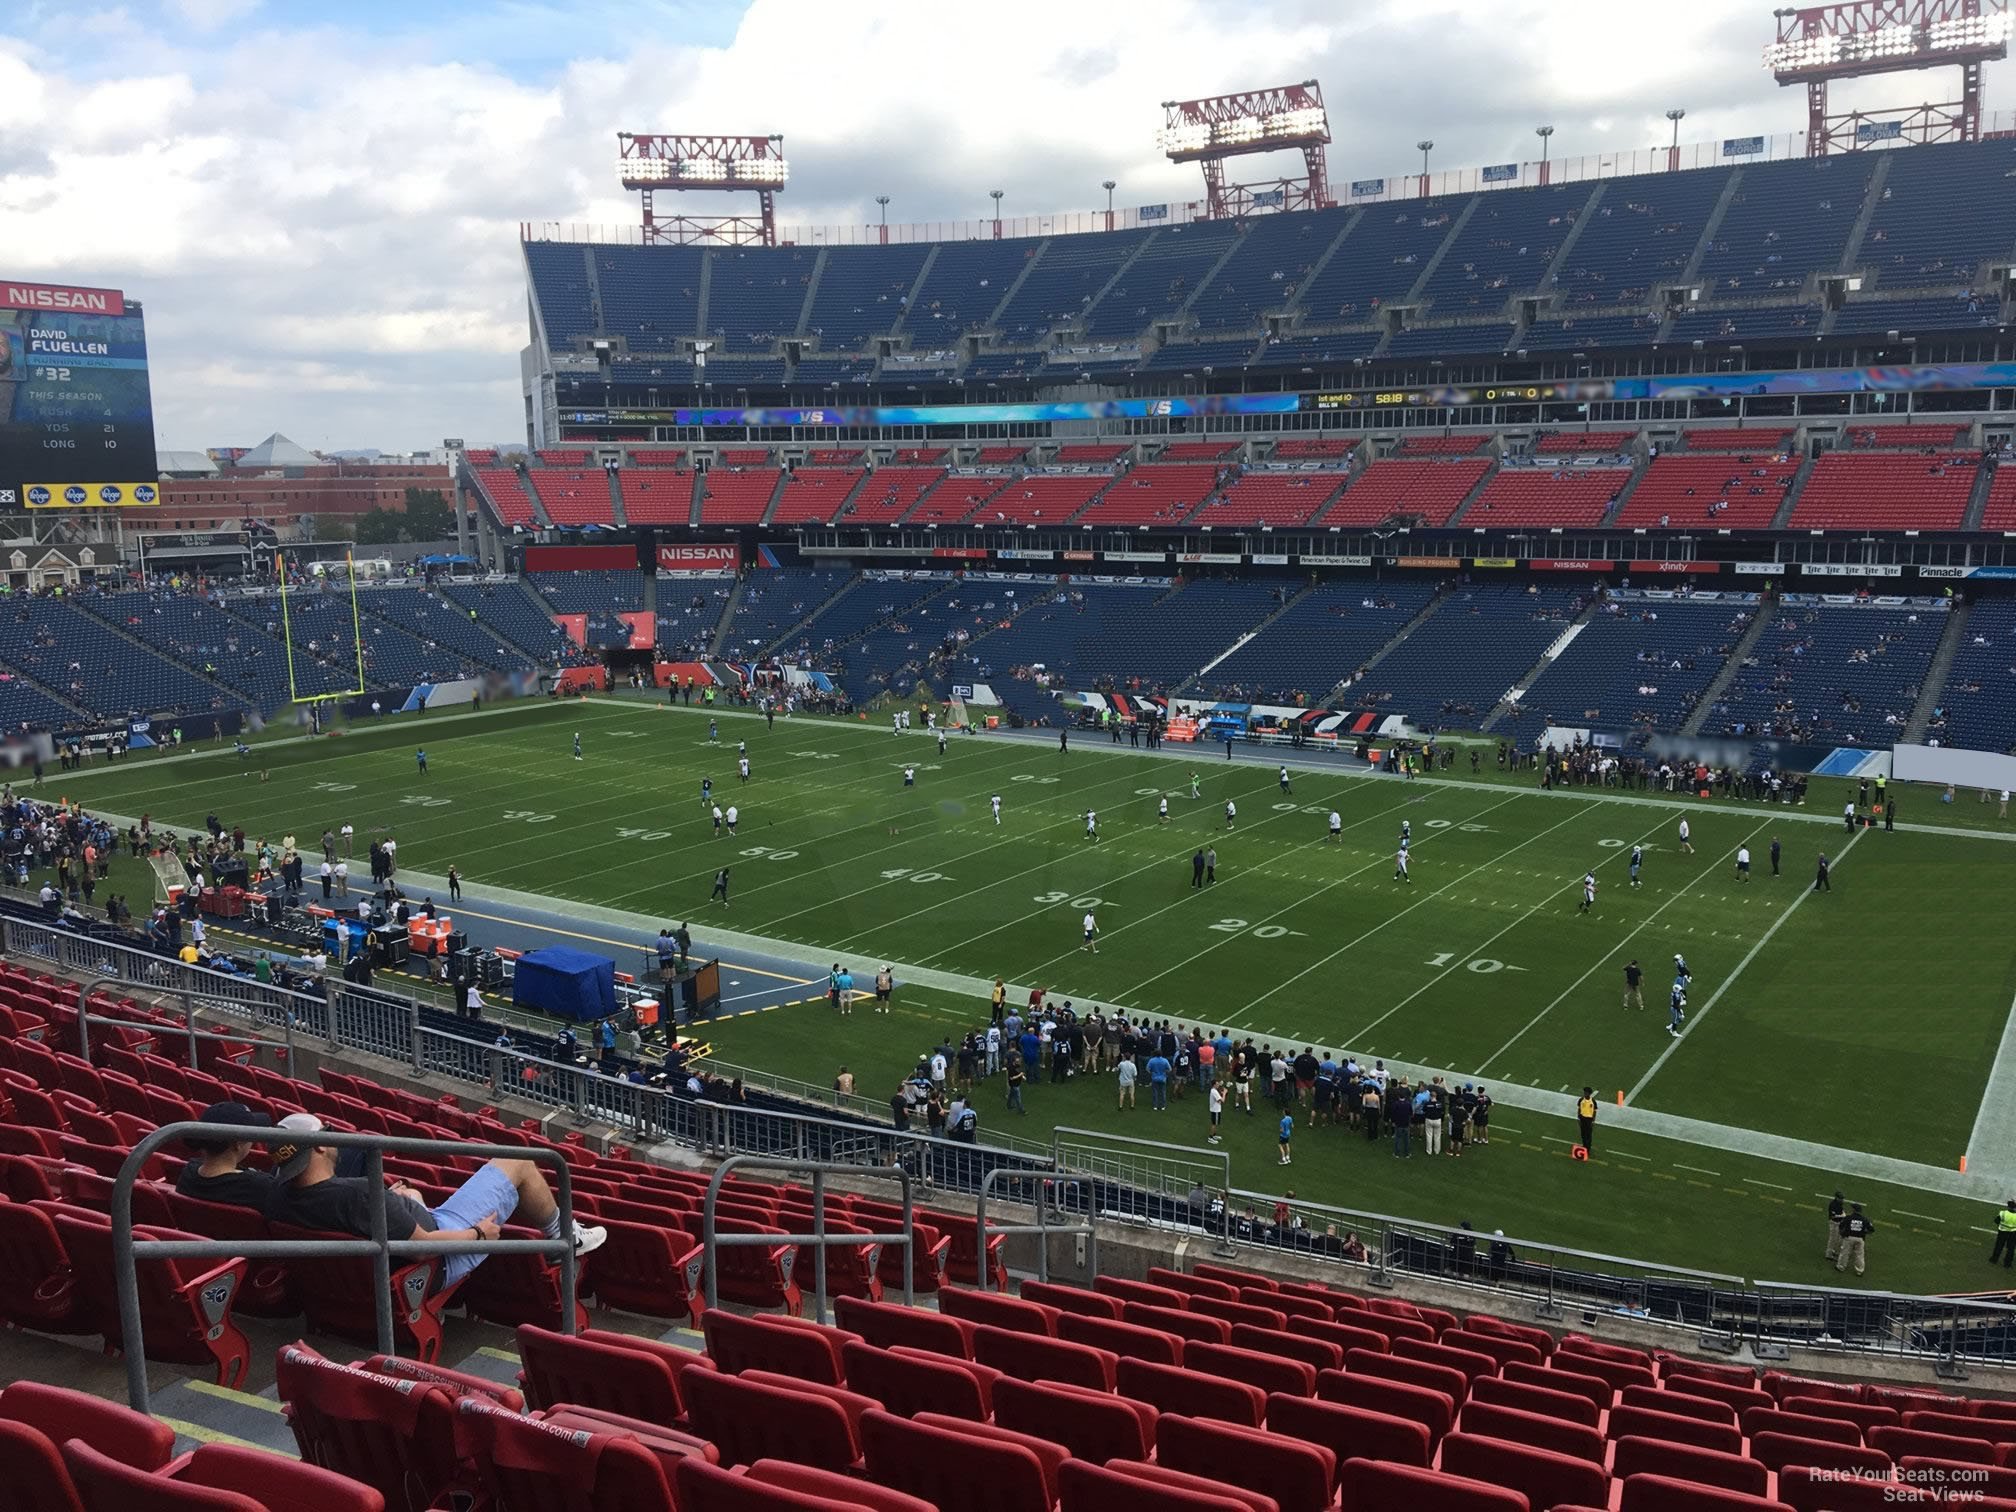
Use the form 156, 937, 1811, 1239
1230, 796, 1591, 1030
1473, 816, 1774, 1076
1965, 984, 2016, 1183
1627, 826, 1866, 1103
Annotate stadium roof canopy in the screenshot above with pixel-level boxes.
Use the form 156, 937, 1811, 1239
154, 450, 219, 477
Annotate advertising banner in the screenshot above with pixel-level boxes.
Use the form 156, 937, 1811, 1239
654, 542, 739, 572
1628, 559, 1722, 575
1396, 555, 1462, 568
1529, 558, 1615, 572
527, 543, 636, 571
1471, 557, 1518, 568
556, 614, 587, 648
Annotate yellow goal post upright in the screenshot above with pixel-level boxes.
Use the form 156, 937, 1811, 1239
276, 551, 369, 706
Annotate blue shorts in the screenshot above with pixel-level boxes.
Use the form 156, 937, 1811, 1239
430, 1162, 522, 1287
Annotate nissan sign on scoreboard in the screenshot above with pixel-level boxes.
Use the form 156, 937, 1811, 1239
1, 280, 160, 507
655, 543, 740, 572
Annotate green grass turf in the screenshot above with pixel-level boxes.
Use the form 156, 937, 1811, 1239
48, 694, 2016, 1291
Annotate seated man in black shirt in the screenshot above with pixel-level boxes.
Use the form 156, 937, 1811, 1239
269, 1114, 606, 1291
177, 1101, 285, 1212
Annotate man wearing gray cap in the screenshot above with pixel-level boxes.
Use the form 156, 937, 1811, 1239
269, 1113, 605, 1288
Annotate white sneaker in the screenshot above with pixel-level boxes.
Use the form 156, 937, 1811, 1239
572, 1222, 608, 1257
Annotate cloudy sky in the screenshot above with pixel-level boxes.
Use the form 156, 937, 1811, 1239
3, 0, 2010, 453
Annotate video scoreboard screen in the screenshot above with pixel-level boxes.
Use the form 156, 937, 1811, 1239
0, 280, 160, 510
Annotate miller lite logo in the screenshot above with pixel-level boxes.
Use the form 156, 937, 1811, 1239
63, 486, 87, 506
98, 484, 124, 504
26, 487, 49, 507
134, 484, 157, 503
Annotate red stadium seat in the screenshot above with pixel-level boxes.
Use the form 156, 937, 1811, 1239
1746, 1432, 1892, 1478
1441, 1431, 1610, 1512
265, 1220, 453, 1363
1899, 1459, 2016, 1500
1266, 1391, 1432, 1470
1872, 1427, 2002, 1466
1154, 1414, 1335, 1512
1183, 1339, 1316, 1399
842, 1339, 990, 1420
1056, 1460, 1253, 1512
1620, 1473, 1795, 1512
1295, 1315, 1393, 1357
1906, 1412, 2016, 1447
743, 1461, 934, 1512
1605, 1404, 1743, 1455
456, 1399, 676, 1511
1622, 1385, 1737, 1425
993, 1377, 1154, 1464
1092, 1275, 1191, 1310
939, 1287, 1057, 1336
1784, 1397, 1898, 1433
1316, 1368, 1455, 1446
1612, 1436, 1771, 1496
1117, 1356, 1266, 1428
1057, 1311, 1182, 1366
683, 1369, 864, 1474
53, 1211, 250, 1387
1740, 1407, 1863, 1444
1344, 1346, 1469, 1406
1019, 1281, 1123, 1319
1441, 1328, 1544, 1371
1234, 1322, 1342, 1374
1338, 1457, 1530, 1512
584, 1218, 706, 1327
1095, 1460, 1282, 1512
671, 1459, 880, 1512
972, 1322, 1116, 1391
1147, 1267, 1239, 1303
1457, 1398, 1607, 1463
1468, 1373, 1601, 1428
64, 1440, 383, 1512
1777, 1465, 1936, 1512
834, 1295, 975, 1357
275, 1344, 465, 1512
0, 1198, 82, 1333
859, 1409, 1049, 1512
515, 1324, 705, 1421
1124, 1300, 1231, 1345
702, 1311, 851, 1385
1396, 1336, 1500, 1387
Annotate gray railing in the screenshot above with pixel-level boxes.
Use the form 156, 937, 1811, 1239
111, 1122, 579, 1413
1746, 1280, 2016, 1380
23, 912, 2016, 1372
974, 1167, 1097, 1290
702, 1154, 917, 1325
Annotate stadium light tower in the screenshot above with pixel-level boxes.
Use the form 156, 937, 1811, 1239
1535, 124, 1554, 185
1666, 108, 1687, 170
1103, 178, 1117, 231
1158, 80, 1333, 219
617, 132, 788, 246
1417, 139, 1434, 197
875, 194, 890, 246
990, 188, 1004, 239
1766, 0, 2011, 155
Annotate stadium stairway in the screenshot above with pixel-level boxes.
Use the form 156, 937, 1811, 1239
752, 471, 794, 529
1677, 597, 1776, 738
1437, 463, 1504, 528
892, 470, 957, 525
1767, 458, 1817, 529
886, 243, 941, 344
1167, 229, 1249, 325
1275, 212, 1361, 326
750, 571, 864, 658
514, 472, 558, 529
0, 659, 95, 730
1319, 582, 1452, 705
72, 603, 253, 711
1904, 598, 1972, 744
1480, 598, 1603, 732
607, 469, 629, 529
1532, 180, 1605, 296
709, 575, 754, 656
1960, 459, 2001, 533
1831, 152, 1894, 297
1074, 234, 1159, 333
1179, 580, 1318, 696
980, 239, 1051, 328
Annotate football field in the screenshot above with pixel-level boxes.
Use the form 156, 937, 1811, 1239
57, 694, 2016, 1291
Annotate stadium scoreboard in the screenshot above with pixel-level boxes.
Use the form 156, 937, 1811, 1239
0, 280, 160, 509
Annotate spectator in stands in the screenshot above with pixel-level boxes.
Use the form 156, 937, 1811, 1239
269, 1113, 606, 1284
178, 1102, 282, 1209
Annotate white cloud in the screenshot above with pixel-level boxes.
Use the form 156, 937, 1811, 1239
0, 0, 2008, 450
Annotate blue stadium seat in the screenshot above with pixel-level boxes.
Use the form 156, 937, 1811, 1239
1185, 208, 1353, 333
1856, 140, 2016, 293
706, 246, 819, 352
1294, 198, 1467, 324
993, 230, 1154, 342
1694, 154, 1877, 300
1711, 601, 1947, 747
1416, 183, 1585, 317
803, 245, 931, 350
359, 590, 534, 677
1202, 579, 1440, 705
595, 244, 705, 352
440, 581, 565, 660
1355, 585, 1585, 727
1081, 223, 1241, 338
716, 569, 855, 660
91, 591, 354, 713
0, 599, 242, 721
1553, 169, 1731, 310
1927, 597, 2016, 755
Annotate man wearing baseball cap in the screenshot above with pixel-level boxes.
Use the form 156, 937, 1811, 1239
269, 1113, 605, 1288
178, 1102, 284, 1210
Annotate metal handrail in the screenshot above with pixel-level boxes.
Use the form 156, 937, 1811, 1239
974, 1167, 1095, 1290
701, 1154, 916, 1326
1749, 1277, 2016, 1380
111, 1122, 579, 1413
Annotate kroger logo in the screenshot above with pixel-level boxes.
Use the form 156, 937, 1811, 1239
133, 484, 157, 503
25, 487, 49, 507
98, 485, 124, 504
63, 486, 87, 506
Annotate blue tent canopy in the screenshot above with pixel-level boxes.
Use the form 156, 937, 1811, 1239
512, 945, 617, 1022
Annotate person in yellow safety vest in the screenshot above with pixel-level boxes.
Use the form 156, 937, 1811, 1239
1575, 1088, 1597, 1152
1993, 1200, 2016, 1270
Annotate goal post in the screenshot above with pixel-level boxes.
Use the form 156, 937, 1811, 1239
277, 551, 368, 705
